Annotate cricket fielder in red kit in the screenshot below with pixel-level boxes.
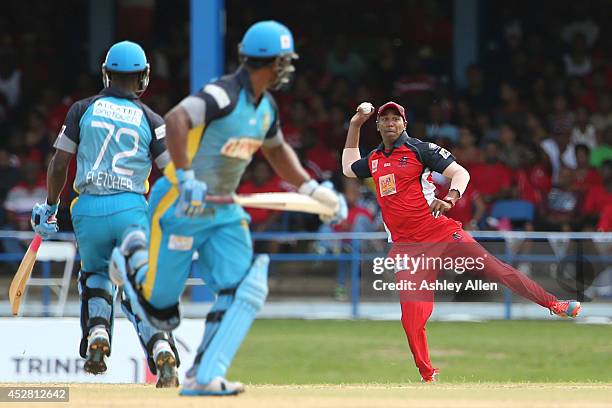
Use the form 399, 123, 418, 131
342, 101, 581, 382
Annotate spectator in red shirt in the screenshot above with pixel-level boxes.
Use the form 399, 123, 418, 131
314, 178, 375, 252
572, 144, 602, 194
313, 178, 376, 300
237, 160, 283, 232
469, 140, 513, 205
403, 1, 452, 52
302, 127, 338, 178
597, 203, 612, 232
582, 160, 612, 228
514, 147, 552, 210
4, 159, 46, 235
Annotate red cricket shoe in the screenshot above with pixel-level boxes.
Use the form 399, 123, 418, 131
421, 368, 440, 383
550, 300, 581, 318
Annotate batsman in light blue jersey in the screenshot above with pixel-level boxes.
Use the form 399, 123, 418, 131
31, 41, 180, 387
110, 21, 347, 396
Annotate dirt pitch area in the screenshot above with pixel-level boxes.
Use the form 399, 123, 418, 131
4, 383, 612, 408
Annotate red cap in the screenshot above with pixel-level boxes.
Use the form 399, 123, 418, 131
377, 101, 406, 121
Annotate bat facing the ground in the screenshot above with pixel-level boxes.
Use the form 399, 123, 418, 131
206, 192, 335, 217
9, 234, 42, 316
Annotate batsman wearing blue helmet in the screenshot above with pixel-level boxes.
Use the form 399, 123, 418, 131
31, 41, 180, 387
110, 21, 347, 396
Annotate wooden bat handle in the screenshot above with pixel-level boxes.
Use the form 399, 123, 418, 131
204, 195, 235, 204
31, 235, 42, 251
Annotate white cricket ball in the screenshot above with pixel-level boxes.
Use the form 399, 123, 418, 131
358, 102, 373, 114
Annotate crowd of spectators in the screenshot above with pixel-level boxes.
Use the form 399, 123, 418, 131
1, 0, 611, 239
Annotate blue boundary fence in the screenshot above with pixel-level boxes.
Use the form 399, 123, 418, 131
1, 231, 611, 318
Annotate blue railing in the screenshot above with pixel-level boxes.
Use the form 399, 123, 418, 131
1, 230, 611, 318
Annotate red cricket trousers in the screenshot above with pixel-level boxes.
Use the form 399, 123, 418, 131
397, 229, 558, 379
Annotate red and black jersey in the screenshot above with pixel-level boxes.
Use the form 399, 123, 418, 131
351, 132, 462, 242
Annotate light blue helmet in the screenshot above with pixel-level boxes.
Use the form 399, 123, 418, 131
102, 41, 150, 96
239, 20, 296, 58
239, 20, 298, 90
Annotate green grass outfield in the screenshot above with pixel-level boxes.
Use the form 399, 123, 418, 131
229, 320, 612, 384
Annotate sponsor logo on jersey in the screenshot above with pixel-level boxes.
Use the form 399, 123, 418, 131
154, 125, 166, 139
438, 148, 451, 159
379, 173, 397, 197
168, 234, 194, 251
220, 137, 263, 160
384, 162, 391, 167
93, 100, 143, 126
371, 159, 378, 173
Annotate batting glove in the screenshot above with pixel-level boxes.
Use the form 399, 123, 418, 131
175, 168, 208, 217
31, 200, 59, 239
299, 180, 348, 224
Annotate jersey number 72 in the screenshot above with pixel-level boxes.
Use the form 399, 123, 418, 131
91, 121, 140, 176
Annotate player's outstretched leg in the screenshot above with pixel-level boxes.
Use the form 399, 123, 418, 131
180, 255, 269, 396
78, 271, 115, 375
110, 228, 181, 331
120, 294, 180, 388
450, 232, 581, 318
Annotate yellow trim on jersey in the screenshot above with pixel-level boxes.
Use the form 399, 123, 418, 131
73, 179, 80, 194
143, 185, 179, 300
69, 197, 79, 215
144, 168, 151, 194
163, 125, 205, 184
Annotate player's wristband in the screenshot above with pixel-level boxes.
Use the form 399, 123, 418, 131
298, 179, 319, 196
176, 168, 195, 183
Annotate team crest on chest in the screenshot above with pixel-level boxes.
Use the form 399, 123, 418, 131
379, 173, 397, 197
399, 156, 408, 167
221, 137, 263, 160
371, 159, 378, 173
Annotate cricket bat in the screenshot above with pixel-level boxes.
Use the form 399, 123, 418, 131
206, 192, 335, 217
9, 234, 43, 316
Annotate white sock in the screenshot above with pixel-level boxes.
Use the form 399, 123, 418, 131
153, 339, 173, 359
89, 324, 107, 337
